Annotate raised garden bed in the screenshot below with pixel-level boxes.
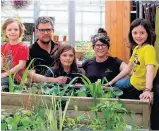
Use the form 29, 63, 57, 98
1, 92, 151, 129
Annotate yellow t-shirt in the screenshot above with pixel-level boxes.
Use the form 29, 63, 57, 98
130, 44, 159, 90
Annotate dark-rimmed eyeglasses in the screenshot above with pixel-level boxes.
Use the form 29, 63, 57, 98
95, 44, 107, 49
37, 28, 53, 33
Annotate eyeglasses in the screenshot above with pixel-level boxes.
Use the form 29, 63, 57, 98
37, 28, 53, 33
95, 44, 107, 49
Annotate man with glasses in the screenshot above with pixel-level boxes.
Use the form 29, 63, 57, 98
27, 17, 67, 83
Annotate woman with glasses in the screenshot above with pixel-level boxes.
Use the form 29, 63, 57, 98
82, 28, 127, 84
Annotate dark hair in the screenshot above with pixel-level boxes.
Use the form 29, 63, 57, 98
54, 42, 78, 73
98, 28, 107, 34
128, 18, 156, 46
91, 28, 110, 48
35, 17, 54, 29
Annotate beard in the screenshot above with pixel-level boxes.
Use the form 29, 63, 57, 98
38, 35, 52, 45
41, 40, 50, 45
40, 39, 51, 45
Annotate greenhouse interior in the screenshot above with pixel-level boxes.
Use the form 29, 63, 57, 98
1, 0, 159, 130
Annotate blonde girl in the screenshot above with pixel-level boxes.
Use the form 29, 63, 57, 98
1, 18, 29, 90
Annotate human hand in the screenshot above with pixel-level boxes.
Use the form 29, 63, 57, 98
54, 76, 68, 84
28, 69, 36, 76
30, 69, 36, 73
139, 91, 153, 103
1, 72, 8, 78
75, 83, 82, 85
74, 83, 83, 88
103, 81, 113, 88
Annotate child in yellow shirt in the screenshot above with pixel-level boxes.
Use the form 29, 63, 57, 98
105, 18, 158, 102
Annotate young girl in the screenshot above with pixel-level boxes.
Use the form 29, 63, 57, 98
105, 18, 158, 102
45, 42, 82, 84
1, 18, 29, 90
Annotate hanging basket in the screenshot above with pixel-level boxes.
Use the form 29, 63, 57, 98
11, 0, 31, 10
1, 1, 6, 8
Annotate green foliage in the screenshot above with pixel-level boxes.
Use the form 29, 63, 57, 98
63, 114, 88, 130
89, 101, 128, 130
1, 108, 45, 130
1, 64, 142, 131
18, 59, 35, 90
102, 76, 123, 98
75, 41, 87, 50
34, 76, 122, 100
41, 85, 73, 130
1, 31, 8, 42
76, 87, 87, 97
83, 51, 95, 60
1, 58, 36, 92
80, 74, 123, 119
81, 74, 123, 100
1, 84, 142, 131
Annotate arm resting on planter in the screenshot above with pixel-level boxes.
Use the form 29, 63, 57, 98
1, 60, 26, 78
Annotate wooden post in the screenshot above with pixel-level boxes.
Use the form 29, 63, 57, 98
105, 1, 130, 63
142, 103, 151, 129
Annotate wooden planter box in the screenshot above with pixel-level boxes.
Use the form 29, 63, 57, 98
1, 92, 151, 129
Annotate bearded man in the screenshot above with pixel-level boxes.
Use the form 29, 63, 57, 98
27, 17, 66, 83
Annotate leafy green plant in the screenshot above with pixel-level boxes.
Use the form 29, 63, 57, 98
76, 86, 87, 97
1, 58, 36, 92
80, 74, 123, 118
81, 75, 123, 100
89, 100, 128, 130
75, 41, 86, 50
83, 51, 95, 60
18, 59, 35, 90
75, 41, 93, 52
1, 31, 8, 42
102, 76, 123, 98
1, 57, 56, 93
63, 114, 88, 130
89, 100, 142, 130
34, 74, 123, 98
41, 86, 73, 130
1, 108, 45, 130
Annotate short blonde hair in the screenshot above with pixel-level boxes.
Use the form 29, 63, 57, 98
2, 18, 25, 39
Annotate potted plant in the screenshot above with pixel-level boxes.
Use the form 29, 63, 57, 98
52, 32, 59, 41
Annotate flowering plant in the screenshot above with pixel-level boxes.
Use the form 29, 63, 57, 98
11, 0, 31, 10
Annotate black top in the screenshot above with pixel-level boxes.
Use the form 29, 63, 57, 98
82, 56, 123, 83
45, 67, 82, 84
27, 40, 58, 75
